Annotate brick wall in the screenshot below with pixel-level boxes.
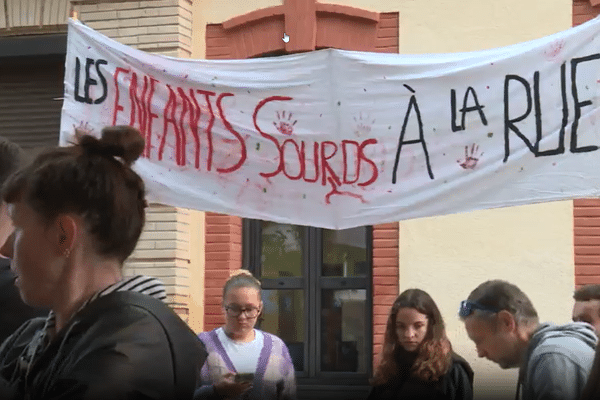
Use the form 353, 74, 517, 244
205, 8, 398, 59
574, 199, 600, 287
71, 0, 203, 325
372, 222, 399, 368
572, 1, 600, 290
72, 0, 192, 58
375, 12, 399, 53
203, 213, 242, 330
573, 0, 600, 26
126, 205, 192, 314
0, 0, 71, 32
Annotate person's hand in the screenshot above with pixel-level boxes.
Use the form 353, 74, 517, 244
214, 372, 252, 399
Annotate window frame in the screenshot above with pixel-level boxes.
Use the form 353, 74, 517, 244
242, 219, 373, 386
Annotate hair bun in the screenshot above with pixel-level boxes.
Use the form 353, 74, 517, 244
77, 125, 145, 166
230, 270, 256, 279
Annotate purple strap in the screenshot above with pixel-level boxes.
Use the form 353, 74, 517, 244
203, 329, 276, 400
251, 333, 273, 399
208, 329, 237, 373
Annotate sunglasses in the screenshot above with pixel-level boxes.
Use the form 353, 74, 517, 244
458, 300, 500, 318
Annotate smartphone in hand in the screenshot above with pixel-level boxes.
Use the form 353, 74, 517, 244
234, 373, 255, 383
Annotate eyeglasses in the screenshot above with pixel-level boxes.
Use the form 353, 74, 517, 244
224, 305, 260, 318
458, 300, 500, 318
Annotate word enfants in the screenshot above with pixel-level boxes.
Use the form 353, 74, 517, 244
73, 57, 378, 189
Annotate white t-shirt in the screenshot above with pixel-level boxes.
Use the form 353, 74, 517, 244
216, 327, 264, 373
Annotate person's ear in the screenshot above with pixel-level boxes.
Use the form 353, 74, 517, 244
53, 214, 77, 257
497, 310, 516, 333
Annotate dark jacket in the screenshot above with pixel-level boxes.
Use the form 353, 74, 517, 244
367, 353, 474, 400
0, 259, 46, 344
0, 290, 205, 400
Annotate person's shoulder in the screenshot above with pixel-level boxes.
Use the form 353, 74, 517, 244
61, 292, 204, 376
3, 317, 45, 344
532, 323, 596, 354
257, 330, 293, 357
259, 330, 280, 339
198, 327, 219, 338
259, 330, 286, 345
0, 317, 46, 360
528, 323, 596, 372
198, 328, 220, 348
73, 292, 192, 347
449, 353, 474, 385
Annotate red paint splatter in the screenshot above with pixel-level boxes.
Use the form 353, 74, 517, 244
544, 40, 566, 62
324, 177, 366, 204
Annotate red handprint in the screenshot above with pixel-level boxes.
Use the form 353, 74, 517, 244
457, 144, 483, 170
273, 111, 297, 135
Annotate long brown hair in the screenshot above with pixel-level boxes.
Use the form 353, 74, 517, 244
371, 289, 452, 385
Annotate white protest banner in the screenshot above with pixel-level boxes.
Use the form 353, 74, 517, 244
60, 18, 600, 229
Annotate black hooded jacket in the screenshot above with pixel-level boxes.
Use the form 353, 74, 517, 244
0, 258, 47, 344
0, 290, 205, 400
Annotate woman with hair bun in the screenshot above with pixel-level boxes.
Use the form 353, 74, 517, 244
367, 289, 473, 400
0, 126, 204, 400
195, 270, 296, 400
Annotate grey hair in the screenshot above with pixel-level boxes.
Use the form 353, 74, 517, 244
465, 280, 539, 328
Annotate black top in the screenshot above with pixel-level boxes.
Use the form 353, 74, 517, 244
0, 290, 205, 399
367, 352, 474, 400
0, 258, 47, 344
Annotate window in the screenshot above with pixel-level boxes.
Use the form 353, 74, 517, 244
243, 220, 372, 395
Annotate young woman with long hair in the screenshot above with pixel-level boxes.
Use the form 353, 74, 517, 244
367, 289, 473, 400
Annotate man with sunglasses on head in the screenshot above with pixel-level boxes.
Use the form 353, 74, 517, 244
459, 280, 596, 400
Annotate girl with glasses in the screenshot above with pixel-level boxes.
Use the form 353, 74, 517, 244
367, 289, 474, 400
194, 270, 296, 400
